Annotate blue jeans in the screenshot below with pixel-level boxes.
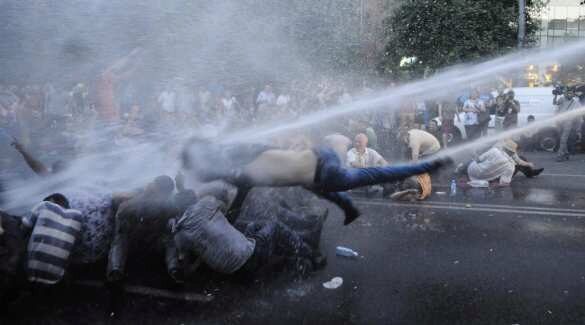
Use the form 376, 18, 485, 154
313, 147, 439, 192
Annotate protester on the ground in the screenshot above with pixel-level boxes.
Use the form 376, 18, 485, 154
494, 140, 544, 178
106, 175, 177, 283
22, 194, 82, 285
398, 128, 441, 161
346, 133, 388, 168
171, 194, 316, 280
462, 90, 485, 140
465, 140, 543, 186
554, 87, 580, 162
182, 135, 451, 225
389, 174, 432, 201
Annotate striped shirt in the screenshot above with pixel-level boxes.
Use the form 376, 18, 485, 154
24, 202, 82, 285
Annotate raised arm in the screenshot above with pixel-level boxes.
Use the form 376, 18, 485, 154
11, 140, 50, 176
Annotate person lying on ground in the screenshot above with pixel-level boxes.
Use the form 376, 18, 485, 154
106, 175, 177, 283
182, 135, 451, 225
170, 193, 317, 281
389, 174, 432, 201
236, 186, 329, 268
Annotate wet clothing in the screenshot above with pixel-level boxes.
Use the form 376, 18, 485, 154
346, 148, 386, 168
238, 220, 314, 275
24, 202, 82, 285
107, 195, 176, 281
175, 196, 313, 275
467, 148, 515, 185
176, 197, 255, 274
404, 129, 441, 160
312, 146, 441, 193
65, 190, 115, 264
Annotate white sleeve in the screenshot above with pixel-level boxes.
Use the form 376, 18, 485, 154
346, 150, 357, 167
371, 149, 387, 166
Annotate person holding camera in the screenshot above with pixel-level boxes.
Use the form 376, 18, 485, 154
495, 90, 520, 131
554, 87, 579, 162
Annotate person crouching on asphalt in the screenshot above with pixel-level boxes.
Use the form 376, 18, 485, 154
170, 191, 318, 280
182, 135, 452, 226
106, 175, 177, 283
461, 139, 543, 187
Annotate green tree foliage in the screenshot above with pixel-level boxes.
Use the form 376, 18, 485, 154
380, 0, 542, 80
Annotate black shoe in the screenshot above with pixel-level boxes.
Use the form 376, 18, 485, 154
556, 155, 569, 162
528, 168, 544, 178
343, 205, 361, 226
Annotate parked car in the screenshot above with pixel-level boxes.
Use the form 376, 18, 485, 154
435, 87, 562, 151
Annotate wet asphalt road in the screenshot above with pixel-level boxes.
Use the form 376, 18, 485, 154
3, 152, 585, 324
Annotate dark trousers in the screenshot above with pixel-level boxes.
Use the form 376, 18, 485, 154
239, 221, 313, 274
465, 125, 481, 140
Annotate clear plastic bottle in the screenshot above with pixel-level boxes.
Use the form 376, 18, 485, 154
336, 246, 359, 258
450, 179, 457, 197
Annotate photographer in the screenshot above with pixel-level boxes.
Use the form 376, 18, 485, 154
495, 90, 520, 131
553, 86, 579, 162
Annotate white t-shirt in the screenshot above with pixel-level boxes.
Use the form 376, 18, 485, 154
256, 91, 275, 106
346, 147, 387, 168
276, 94, 291, 107
463, 98, 484, 126
158, 91, 176, 113
467, 147, 515, 184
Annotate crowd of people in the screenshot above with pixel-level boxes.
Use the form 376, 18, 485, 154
1, 55, 584, 308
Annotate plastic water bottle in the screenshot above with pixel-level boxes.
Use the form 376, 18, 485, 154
450, 179, 457, 197
336, 246, 359, 258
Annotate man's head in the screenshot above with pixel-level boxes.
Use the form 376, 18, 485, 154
527, 115, 535, 123
507, 90, 515, 100
499, 139, 518, 156
353, 133, 369, 152
427, 120, 439, 134
565, 88, 575, 99
145, 175, 175, 198
264, 84, 273, 93
470, 90, 480, 100
182, 138, 224, 182
43, 193, 70, 209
